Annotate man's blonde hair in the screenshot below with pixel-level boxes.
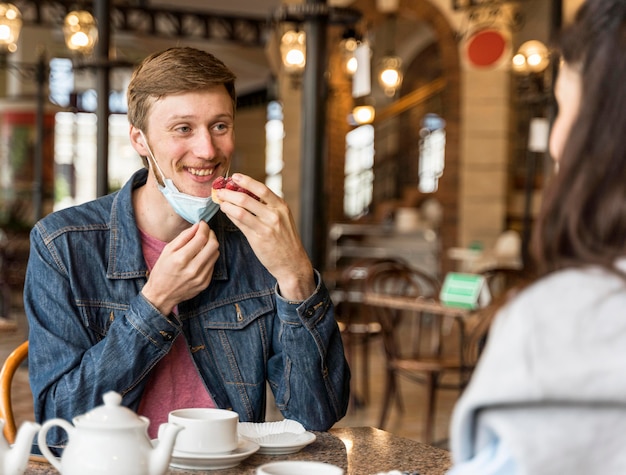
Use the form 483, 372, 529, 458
127, 46, 237, 133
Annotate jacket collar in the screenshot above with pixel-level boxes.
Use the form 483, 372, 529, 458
106, 168, 230, 282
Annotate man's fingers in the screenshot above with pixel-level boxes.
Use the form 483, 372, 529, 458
166, 222, 201, 252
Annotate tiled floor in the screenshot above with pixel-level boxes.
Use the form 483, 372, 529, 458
1, 309, 460, 448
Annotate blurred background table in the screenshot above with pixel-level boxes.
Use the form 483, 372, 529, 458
363, 292, 469, 318
25, 426, 452, 475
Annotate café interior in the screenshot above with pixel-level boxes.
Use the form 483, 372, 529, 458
0, 0, 586, 472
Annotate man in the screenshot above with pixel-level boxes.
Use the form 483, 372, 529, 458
26, 47, 350, 452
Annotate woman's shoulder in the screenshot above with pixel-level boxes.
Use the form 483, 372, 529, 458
506, 263, 626, 317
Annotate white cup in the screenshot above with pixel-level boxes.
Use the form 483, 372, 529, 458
257, 461, 344, 475
160, 408, 239, 455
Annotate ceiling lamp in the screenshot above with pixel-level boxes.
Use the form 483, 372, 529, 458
378, 55, 403, 97
340, 32, 359, 77
64, 10, 98, 54
0, 3, 22, 53
512, 40, 549, 75
351, 105, 375, 125
280, 29, 306, 74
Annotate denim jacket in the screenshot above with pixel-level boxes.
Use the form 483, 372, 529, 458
25, 169, 350, 451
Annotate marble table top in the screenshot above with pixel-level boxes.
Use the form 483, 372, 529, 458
25, 426, 452, 475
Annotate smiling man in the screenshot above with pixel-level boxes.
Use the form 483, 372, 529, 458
25, 47, 350, 454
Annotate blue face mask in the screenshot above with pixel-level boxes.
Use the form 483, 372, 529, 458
139, 130, 220, 224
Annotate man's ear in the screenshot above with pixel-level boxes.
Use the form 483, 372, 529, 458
129, 126, 148, 156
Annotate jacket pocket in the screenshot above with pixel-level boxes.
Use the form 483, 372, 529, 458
199, 292, 276, 330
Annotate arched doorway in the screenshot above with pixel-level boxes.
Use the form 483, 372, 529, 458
325, 0, 460, 274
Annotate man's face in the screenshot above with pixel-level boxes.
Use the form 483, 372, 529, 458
136, 85, 235, 198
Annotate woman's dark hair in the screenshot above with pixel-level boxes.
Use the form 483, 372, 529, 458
532, 0, 626, 276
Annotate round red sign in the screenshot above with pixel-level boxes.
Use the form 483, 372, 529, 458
465, 29, 508, 68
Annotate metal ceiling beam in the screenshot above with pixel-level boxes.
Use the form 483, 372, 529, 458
12, 0, 269, 46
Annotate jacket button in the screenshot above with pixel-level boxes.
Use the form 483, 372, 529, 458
159, 330, 174, 341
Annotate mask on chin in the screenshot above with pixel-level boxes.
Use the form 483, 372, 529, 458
139, 130, 220, 224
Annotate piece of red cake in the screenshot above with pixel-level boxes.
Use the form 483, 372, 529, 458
212, 176, 260, 204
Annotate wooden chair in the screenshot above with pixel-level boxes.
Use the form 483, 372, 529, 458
365, 262, 493, 444
0, 340, 29, 444
333, 257, 408, 407
479, 266, 528, 300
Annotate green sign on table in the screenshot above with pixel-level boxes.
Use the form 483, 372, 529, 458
439, 272, 492, 309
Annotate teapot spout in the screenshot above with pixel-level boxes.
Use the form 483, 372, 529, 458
149, 423, 182, 475
4, 421, 40, 475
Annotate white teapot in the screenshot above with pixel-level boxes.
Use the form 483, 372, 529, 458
37, 391, 182, 475
0, 419, 40, 475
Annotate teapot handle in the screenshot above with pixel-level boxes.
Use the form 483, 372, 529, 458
37, 418, 74, 473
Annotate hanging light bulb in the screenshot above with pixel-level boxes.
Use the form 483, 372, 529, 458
341, 36, 359, 76
511, 40, 549, 75
378, 55, 403, 97
340, 28, 360, 77
280, 29, 306, 74
0, 3, 22, 53
351, 105, 375, 125
64, 10, 98, 54
511, 52, 526, 71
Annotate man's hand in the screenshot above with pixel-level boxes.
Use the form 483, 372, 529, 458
213, 173, 315, 302
141, 221, 220, 315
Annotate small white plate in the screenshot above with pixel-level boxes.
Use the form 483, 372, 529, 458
251, 431, 317, 455
156, 438, 260, 470
238, 420, 317, 455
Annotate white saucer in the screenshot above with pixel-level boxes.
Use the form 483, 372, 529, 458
164, 438, 260, 470
257, 460, 343, 474
243, 431, 317, 455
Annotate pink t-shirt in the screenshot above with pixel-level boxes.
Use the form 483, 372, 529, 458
137, 229, 215, 439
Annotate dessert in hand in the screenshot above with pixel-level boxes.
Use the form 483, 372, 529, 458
212, 176, 260, 204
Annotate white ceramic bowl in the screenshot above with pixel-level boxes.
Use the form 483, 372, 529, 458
256, 461, 344, 475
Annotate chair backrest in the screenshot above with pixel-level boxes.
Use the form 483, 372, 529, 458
337, 258, 409, 299
0, 340, 29, 444
365, 261, 444, 361
333, 257, 410, 322
480, 266, 529, 300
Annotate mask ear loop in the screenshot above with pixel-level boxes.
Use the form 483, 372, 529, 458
139, 130, 168, 187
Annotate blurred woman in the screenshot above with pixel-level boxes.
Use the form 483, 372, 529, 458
448, 0, 626, 473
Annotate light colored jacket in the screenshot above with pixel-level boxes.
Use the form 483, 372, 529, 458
449, 260, 626, 474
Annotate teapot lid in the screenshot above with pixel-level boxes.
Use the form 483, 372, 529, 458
75, 391, 146, 429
